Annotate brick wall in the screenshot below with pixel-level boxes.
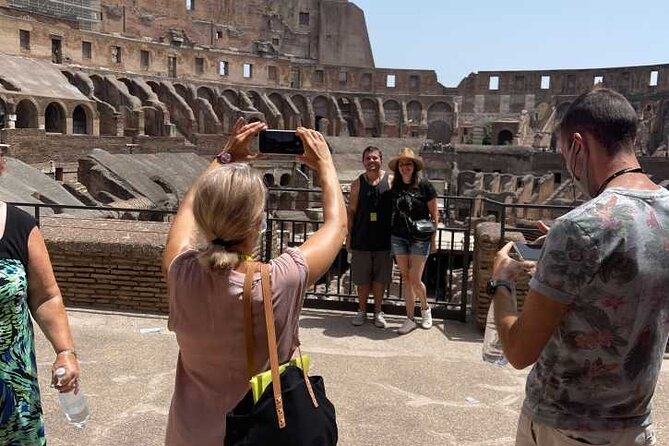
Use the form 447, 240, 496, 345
41, 217, 170, 314
471, 222, 531, 331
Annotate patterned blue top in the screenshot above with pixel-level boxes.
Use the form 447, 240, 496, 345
524, 187, 669, 431
0, 205, 43, 445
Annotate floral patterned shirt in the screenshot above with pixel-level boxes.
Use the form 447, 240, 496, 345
524, 187, 669, 431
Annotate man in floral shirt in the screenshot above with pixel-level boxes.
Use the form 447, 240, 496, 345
491, 88, 668, 445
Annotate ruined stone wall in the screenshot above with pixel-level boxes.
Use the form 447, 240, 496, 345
472, 222, 530, 331
42, 217, 170, 314
1, 129, 193, 163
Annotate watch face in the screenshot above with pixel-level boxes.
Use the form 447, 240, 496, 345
486, 280, 495, 296
216, 151, 232, 164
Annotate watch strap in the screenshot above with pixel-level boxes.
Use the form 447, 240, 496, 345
488, 279, 515, 295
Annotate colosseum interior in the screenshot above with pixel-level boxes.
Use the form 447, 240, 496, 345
1, 0, 668, 318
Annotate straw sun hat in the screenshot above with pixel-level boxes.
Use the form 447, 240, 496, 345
388, 147, 424, 172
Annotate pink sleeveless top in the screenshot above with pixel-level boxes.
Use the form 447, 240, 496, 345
165, 248, 308, 446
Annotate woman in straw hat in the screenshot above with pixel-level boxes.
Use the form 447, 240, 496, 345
388, 148, 439, 335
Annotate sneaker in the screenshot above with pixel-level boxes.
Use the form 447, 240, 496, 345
421, 307, 433, 329
397, 318, 417, 335
373, 311, 387, 328
351, 310, 367, 326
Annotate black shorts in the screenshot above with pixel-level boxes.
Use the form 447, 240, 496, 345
350, 250, 393, 286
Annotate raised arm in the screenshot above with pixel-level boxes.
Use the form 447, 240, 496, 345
296, 128, 347, 287
162, 118, 266, 276
346, 179, 360, 251
27, 227, 79, 393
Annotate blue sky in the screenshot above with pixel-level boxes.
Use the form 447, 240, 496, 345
352, 0, 669, 87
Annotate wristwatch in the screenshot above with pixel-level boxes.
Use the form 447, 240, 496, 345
215, 150, 233, 164
486, 279, 515, 296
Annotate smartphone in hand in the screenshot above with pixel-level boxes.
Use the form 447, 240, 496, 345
259, 130, 304, 156
512, 242, 542, 261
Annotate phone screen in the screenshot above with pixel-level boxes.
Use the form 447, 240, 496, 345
259, 130, 304, 155
513, 242, 542, 261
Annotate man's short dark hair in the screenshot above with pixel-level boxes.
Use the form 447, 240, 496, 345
556, 87, 638, 156
362, 145, 382, 160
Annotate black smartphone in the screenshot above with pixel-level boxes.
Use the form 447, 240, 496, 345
258, 130, 304, 155
512, 242, 542, 261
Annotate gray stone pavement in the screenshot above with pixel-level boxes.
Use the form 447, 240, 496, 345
35, 308, 669, 446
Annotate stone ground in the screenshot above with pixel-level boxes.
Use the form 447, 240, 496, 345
35, 308, 669, 446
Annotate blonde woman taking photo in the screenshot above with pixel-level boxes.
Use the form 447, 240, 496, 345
162, 119, 346, 446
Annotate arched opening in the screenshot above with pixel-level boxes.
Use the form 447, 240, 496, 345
263, 173, 275, 187
197, 87, 216, 104
497, 129, 514, 145
360, 98, 379, 137
45, 102, 66, 133
313, 96, 332, 135
143, 107, 162, 136
291, 94, 309, 127
223, 89, 239, 106
383, 100, 401, 137
0, 99, 6, 129
72, 105, 89, 135
338, 97, 356, 136
174, 84, 189, 101
16, 99, 39, 128
407, 101, 423, 124
280, 173, 292, 187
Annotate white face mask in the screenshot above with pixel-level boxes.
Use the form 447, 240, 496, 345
566, 140, 592, 200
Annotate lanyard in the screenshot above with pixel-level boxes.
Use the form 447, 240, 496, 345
595, 167, 645, 197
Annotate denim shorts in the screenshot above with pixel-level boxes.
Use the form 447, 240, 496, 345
390, 235, 431, 257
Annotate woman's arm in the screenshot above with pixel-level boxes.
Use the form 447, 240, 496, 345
162, 119, 267, 276
296, 128, 347, 287
27, 227, 80, 392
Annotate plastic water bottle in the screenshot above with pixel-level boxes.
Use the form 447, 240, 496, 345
55, 367, 90, 428
481, 302, 508, 366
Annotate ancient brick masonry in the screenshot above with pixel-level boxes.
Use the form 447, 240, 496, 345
472, 222, 531, 331
41, 217, 170, 315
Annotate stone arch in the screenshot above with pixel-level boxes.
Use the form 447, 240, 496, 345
173, 83, 190, 101
291, 94, 309, 127
313, 95, 334, 135
263, 173, 275, 187
143, 106, 162, 136
246, 90, 262, 109
45, 102, 67, 133
223, 89, 239, 106
337, 97, 356, 136
427, 102, 453, 143
72, 104, 92, 135
497, 129, 514, 145
280, 173, 292, 186
197, 86, 217, 104
269, 92, 292, 129
383, 99, 401, 137
407, 100, 423, 124
360, 98, 379, 137
15, 98, 39, 129
0, 98, 7, 129
427, 102, 453, 122
146, 81, 161, 96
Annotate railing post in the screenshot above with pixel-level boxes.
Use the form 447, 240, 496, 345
34, 205, 40, 227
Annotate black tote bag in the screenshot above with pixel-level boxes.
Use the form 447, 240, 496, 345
224, 263, 338, 446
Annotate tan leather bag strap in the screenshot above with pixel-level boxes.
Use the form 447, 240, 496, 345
296, 345, 318, 408
242, 262, 257, 379
259, 263, 286, 429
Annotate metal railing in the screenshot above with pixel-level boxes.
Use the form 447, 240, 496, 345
10, 193, 478, 321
